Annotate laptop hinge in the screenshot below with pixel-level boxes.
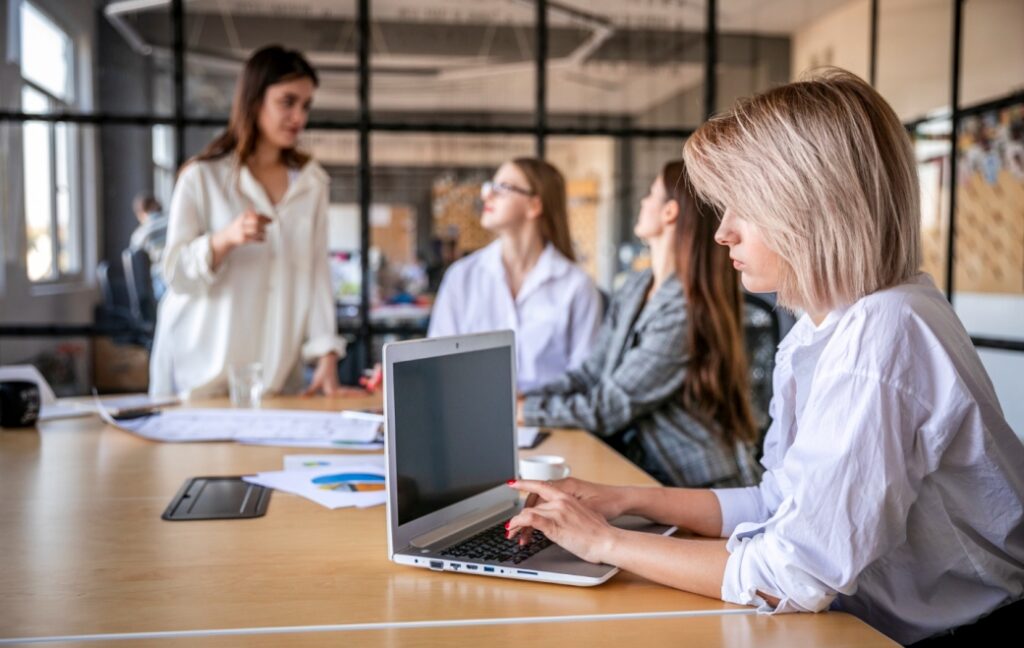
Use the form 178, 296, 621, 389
409, 501, 516, 549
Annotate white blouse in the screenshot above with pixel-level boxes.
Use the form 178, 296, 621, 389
427, 240, 602, 392
712, 274, 1024, 645
149, 156, 344, 398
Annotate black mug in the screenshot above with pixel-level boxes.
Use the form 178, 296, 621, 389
0, 381, 41, 428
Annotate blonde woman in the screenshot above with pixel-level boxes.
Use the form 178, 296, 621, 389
505, 70, 1024, 646
428, 158, 601, 392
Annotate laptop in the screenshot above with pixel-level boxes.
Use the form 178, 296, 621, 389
383, 330, 676, 586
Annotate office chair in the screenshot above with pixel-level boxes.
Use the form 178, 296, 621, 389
95, 260, 138, 345
743, 292, 781, 454
121, 248, 157, 346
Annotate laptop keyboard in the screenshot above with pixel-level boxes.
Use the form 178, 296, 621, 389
440, 520, 552, 565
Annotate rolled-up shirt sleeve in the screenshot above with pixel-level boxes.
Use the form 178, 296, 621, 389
712, 487, 771, 538
720, 370, 939, 614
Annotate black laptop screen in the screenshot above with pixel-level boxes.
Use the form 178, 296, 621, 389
393, 346, 516, 526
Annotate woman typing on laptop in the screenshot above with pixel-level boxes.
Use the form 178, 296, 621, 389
507, 70, 1024, 646
519, 160, 761, 489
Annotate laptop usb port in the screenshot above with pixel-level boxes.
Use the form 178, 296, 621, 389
483, 566, 495, 573
466, 564, 478, 570
517, 570, 538, 576
429, 560, 443, 570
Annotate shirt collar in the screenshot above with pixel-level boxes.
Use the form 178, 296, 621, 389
236, 159, 324, 214
481, 240, 572, 302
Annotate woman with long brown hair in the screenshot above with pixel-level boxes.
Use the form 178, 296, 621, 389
520, 159, 759, 488
150, 45, 347, 398
428, 158, 601, 392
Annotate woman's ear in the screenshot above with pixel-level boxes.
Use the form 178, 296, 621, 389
525, 195, 544, 221
661, 199, 681, 226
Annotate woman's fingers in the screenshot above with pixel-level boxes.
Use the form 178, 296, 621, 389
507, 507, 556, 541
508, 478, 569, 501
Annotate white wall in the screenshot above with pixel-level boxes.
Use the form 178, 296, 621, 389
794, 0, 1024, 120
792, 0, 871, 82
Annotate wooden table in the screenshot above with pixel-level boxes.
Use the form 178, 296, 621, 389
0, 397, 897, 646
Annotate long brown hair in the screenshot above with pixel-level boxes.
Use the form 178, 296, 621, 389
510, 158, 576, 262
664, 159, 757, 447
192, 45, 318, 168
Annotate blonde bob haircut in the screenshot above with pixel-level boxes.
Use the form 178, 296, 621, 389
683, 68, 921, 314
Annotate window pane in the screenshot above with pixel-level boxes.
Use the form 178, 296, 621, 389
546, 136, 688, 289
370, 1, 536, 129
20, 2, 72, 102
549, 2, 706, 131
952, 102, 1024, 343
302, 130, 361, 327
152, 125, 176, 208
184, 0, 356, 122
101, 125, 172, 266
54, 122, 78, 274
915, 118, 952, 292
365, 132, 534, 331
22, 88, 55, 282
877, 0, 952, 122
97, 0, 175, 116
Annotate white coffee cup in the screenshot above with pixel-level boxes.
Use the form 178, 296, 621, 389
519, 455, 571, 481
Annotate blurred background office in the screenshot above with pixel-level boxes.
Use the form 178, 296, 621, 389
0, 0, 1022, 434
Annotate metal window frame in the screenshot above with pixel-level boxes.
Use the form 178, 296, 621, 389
1, 0, 1022, 357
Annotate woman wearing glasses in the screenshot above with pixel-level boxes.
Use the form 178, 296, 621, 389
520, 160, 760, 488
428, 158, 601, 392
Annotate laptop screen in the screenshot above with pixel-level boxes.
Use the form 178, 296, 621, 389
392, 345, 515, 526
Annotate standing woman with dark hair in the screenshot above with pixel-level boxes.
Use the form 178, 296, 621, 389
521, 160, 759, 488
150, 45, 347, 398
428, 158, 601, 392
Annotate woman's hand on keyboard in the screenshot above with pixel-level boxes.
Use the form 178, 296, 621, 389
505, 479, 622, 564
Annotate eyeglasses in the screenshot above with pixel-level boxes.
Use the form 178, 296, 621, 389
480, 181, 534, 200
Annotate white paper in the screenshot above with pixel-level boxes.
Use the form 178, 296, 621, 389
517, 426, 541, 448
283, 454, 387, 471
38, 401, 93, 422
243, 463, 387, 509
97, 405, 384, 445
40, 394, 181, 422
238, 437, 384, 450
95, 394, 180, 416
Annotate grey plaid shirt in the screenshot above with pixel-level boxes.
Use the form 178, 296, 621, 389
522, 270, 760, 488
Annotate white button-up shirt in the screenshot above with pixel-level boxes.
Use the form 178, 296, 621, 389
428, 240, 601, 392
150, 156, 344, 398
712, 274, 1024, 645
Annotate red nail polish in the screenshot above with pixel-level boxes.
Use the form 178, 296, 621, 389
506, 479, 516, 485
504, 522, 510, 529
